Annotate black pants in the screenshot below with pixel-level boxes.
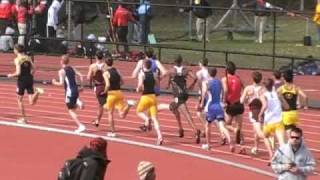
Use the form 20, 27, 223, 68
47, 26, 56, 38
116, 26, 129, 53
0, 19, 10, 35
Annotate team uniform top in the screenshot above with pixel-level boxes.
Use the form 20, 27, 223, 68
171, 66, 187, 97
15, 55, 34, 95
16, 55, 33, 81
226, 74, 242, 104
93, 63, 105, 87
279, 85, 298, 111
204, 78, 224, 122
107, 67, 121, 91
263, 89, 282, 125
196, 68, 210, 83
143, 71, 156, 95
247, 85, 263, 122
64, 66, 79, 97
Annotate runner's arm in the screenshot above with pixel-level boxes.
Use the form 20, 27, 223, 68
131, 60, 143, 79
187, 69, 197, 90
259, 94, 267, 122
7, 59, 21, 78
136, 72, 144, 92
240, 87, 248, 104
297, 87, 308, 109
52, 69, 65, 86
86, 65, 93, 81
221, 77, 228, 104
74, 68, 84, 89
156, 60, 168, 79
200, 81, 208, 109
103, 71, 110, 93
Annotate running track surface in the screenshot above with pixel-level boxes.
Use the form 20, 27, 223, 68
0, 53, 319, 179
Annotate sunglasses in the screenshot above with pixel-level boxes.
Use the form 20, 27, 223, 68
290, 136, 301, 140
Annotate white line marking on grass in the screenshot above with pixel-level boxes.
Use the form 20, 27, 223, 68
0, 120, 276, 178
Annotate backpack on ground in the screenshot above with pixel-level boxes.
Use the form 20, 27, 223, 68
58, 157, 89, 180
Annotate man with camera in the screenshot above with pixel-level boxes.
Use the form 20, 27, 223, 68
271, 127, 316, 179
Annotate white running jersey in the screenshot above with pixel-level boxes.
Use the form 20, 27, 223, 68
248, 85, 263, 104
196, 68, 210, 82
263, 90, 282, 125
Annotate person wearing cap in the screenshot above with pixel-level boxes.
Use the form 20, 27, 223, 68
76, 137, 110, 180
137, 161, 156, 180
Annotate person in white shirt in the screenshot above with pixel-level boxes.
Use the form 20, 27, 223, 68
47, 0, 64, 37
0, 26, 14, 51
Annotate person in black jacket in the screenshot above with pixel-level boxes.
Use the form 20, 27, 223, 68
182, 0, 212, 42
77, 137, 110, 180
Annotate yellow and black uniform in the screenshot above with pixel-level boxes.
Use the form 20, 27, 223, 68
104, 67, 126, 110
15, 55, 34, 95
137, 71, 158, 118
279, 84, 299, 129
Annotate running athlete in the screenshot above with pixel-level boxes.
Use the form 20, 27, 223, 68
273, 70, 283, 90
131, 47, 167, 95
52, 55, 86, 133
221, 61, 245, 153
103, 57, 133, 137
190, 58, 226, 144
164, 55, 201, 143
87, 51, 107, 127
7, 44, 44, 124
277, 70, 308, 132
200, 67, 234, 151
240, 71, 265, 155
259, 78, 285, 163
136, 60, 163, 145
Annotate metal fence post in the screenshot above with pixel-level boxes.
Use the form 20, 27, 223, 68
272, 10, 276, 70
158, 47, 162, 62
291, 57, 295, 72
67, 0, 72, 40
203, 18, 207, 59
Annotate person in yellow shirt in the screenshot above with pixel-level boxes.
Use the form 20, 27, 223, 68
313, 0, 320, 46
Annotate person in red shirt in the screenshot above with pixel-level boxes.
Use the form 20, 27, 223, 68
12, 0, 34, 45
0, 0, 13, 36
112, 3, 135, 54
221, 61, 245, 153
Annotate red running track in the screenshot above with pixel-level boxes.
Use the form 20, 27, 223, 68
0, 53, 319, 179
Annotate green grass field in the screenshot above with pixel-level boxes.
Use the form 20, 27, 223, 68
83, 12, 320, 70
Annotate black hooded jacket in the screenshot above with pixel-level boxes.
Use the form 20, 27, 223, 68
77, 146, 110, 180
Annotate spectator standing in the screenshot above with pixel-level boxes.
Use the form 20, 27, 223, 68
254, 0, 270, 43
137, 0, 152, 44
0, 26, 14, 51
12, 0, 34, 46
112, 3, 135, 54
185, 0, 212, 42
313, 0, 320, 46
34, 0, 48, 37
0, 0, 13, 36
47, 0, 63, 37
271, 127, 316, 180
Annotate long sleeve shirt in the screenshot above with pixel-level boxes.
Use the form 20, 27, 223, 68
271, 142, 316, 180
112, 5, 135, 27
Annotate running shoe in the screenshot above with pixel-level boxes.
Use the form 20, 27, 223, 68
36, 87, 44, 94
75, 125, 86, 133
201, 144, 210, 151
107, 132, 117, 137
17, 118, 27, 124
76, 99, 84, 110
